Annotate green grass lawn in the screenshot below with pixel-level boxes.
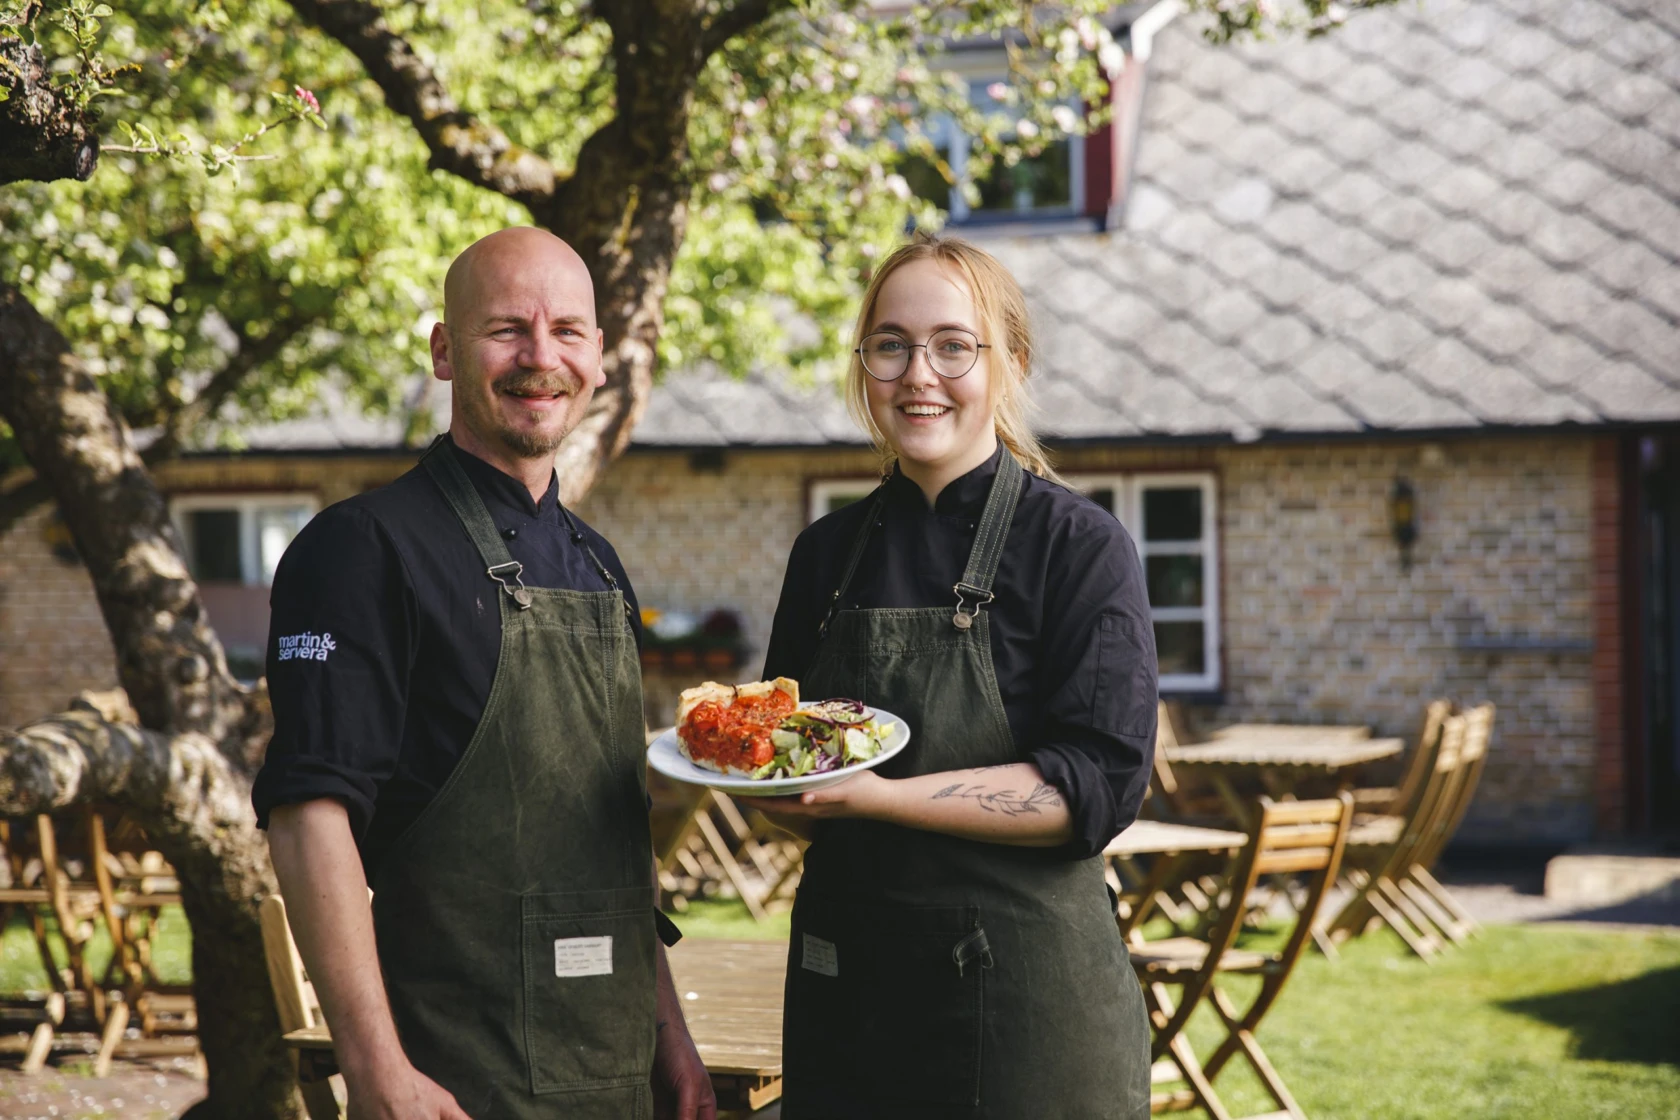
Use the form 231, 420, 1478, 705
7, 906, 1675, 1120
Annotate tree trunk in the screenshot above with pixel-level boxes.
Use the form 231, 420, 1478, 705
539, 0, 711, 504
0, 287, 300, 1118
0, 38, 99, 186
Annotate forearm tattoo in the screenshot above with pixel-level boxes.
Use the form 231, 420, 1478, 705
929, 781, 1065, 816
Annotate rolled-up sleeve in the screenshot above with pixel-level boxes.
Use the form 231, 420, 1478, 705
1028, 514, 1158, 859
252, 504, 413, 838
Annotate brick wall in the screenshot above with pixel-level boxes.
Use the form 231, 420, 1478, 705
581, 433, 1600, 843
0, 454, 414, 728
3, 433, 1602, 843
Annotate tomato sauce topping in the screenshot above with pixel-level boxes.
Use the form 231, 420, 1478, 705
679, 690, 798, 773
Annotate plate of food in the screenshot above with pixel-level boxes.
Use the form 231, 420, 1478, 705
647, 677, 910, 796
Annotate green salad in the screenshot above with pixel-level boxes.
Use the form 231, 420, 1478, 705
750, 698, 896, 780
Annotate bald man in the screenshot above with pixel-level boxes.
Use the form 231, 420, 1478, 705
257, 229, 715, 1120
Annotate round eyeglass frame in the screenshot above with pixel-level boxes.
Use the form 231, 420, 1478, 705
854, 328, 991, 382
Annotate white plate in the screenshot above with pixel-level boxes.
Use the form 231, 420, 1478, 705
646, 706, 910, 797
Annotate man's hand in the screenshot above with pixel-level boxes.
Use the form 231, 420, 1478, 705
651, 1016, 717, 1120
347, 1060, 472, 1120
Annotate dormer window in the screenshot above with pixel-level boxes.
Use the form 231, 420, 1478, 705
904, 81, 1087, 223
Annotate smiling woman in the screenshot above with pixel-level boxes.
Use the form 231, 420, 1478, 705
760, 234, 1157, 1120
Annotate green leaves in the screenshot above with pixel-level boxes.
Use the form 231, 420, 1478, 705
3, 0, 1386, 474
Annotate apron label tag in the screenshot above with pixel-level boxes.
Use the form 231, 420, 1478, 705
801, 933, 839, 977
553, 936, 614, 978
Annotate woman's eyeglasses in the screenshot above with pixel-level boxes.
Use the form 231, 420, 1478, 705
855, 328, 990, 382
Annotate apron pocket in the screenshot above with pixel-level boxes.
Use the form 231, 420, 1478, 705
520, 886, 658, 1095
851, 903, 988, 1109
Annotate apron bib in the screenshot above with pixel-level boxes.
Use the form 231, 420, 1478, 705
370, 442, 657, 1119
781, 448, 1151, 1120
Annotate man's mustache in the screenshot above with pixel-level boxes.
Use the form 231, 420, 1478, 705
494, 371, 580, 397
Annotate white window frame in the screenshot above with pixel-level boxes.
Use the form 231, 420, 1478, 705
170, 493, 319, 587
1067, 471, 1221, 692
807, 478, 880, 525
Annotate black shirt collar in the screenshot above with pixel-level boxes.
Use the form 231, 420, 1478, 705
886, 443, 1005, 517
445, 435, 561, 521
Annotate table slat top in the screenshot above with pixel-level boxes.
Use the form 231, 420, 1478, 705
667, 938, 786, 1078
1164, 737, 1403, 770
1208, 723, 1371, 742
1105, 819, 1248, 856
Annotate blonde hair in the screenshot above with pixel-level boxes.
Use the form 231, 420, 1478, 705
845, 233, 1063, 484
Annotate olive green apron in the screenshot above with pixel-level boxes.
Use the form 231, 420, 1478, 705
369, 442, 657, 1119
781, 447, 1151, 1120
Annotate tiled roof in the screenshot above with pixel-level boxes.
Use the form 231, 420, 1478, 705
636, 0, 1680, 447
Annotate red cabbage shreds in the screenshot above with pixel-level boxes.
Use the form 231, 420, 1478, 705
800, 699, 871, 724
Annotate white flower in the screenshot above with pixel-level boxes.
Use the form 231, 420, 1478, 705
1051, 105, 1079, 133
708, 172, 730, 192
1016, 119, 1040, 140
885, 174, 912, 200
1099, 41, 1126, 76
986, 81, 1009, 101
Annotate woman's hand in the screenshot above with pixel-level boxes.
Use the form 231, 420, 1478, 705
753, 769, 895, 821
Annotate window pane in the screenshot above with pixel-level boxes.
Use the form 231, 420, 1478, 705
898, 149, 951, 207
1147, 555, 1204, 608
1154, 621, 1206, 677
1086, 487, 1118, 517
973, 140, 1073, 214
187, 510, 242, 582
1143, 487, 1203, 542
256, 506, 314, 586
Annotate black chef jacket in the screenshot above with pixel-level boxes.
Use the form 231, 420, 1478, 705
253, 438, 677, 941
762, 444, 1158, 859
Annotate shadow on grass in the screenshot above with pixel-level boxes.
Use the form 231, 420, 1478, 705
1501, 964, 1680, 1066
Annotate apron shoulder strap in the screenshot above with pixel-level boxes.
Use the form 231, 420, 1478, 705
952, 447, 1024, 629
818, 485, 889, 640
422, 440, 533, 609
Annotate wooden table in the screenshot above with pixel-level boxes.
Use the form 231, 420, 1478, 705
667, 938, 786, 1113
1163, 737, 1404, 826
1104, 819, 1248, 858
1208, 723, 1370, 742
1105, 821, 1250, 936
283, 939, 789, 1115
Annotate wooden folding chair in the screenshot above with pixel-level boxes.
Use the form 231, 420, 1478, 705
1394, 704, 1495, 945
1350, 700, 1451, 818
0, 814, 132, 1075
1147, 702, 1231, 825
650, 746, 797, 921
1321, 715, 1468, 959
259, 894, 345, 1120
1128, 794, 1353, 1120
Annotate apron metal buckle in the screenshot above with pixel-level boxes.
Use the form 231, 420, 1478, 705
951, 583, 994, 631
487, 561, 534, 609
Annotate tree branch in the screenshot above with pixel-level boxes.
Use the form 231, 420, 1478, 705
0, 283, 250, 744
286, 0, 559, 208
699, 0, 795, 56
0, 37, 98, 185
146, 308, 322, 464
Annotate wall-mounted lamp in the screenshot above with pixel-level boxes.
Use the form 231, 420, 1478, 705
1390, 476, 1417, 571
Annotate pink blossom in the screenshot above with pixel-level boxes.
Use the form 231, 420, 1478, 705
293, 86, 320, 114
986, 81, 1009, 101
